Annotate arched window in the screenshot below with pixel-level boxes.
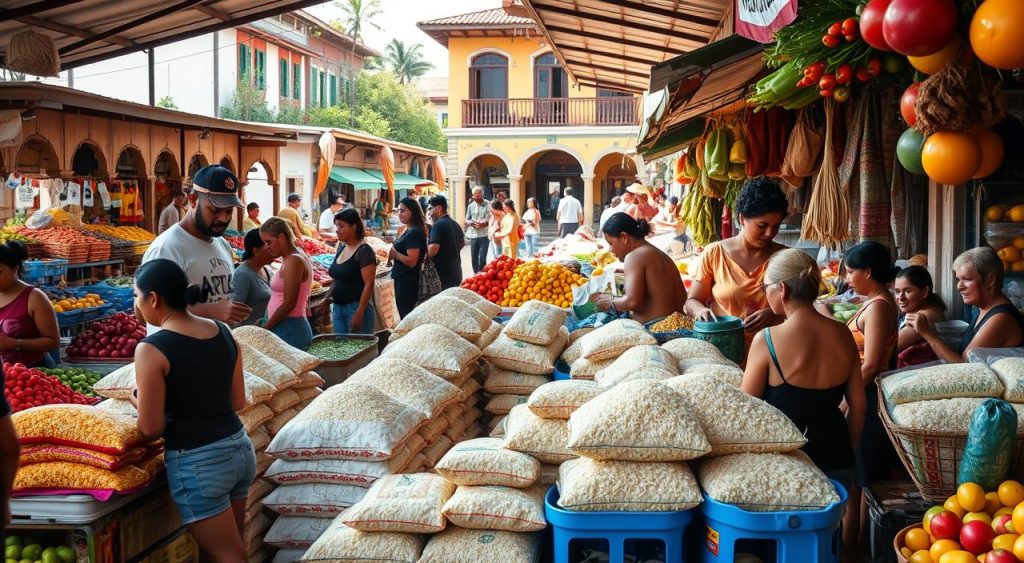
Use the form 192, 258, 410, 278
470, 53, 508, 99
535, 53, 567, 99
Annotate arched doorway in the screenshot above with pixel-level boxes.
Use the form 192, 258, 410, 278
245, 161, 275, 226
593, 152, 638, 209
187, 153, 208, 179
113, 146, 146, 227
154, 151, 182, 225
520, 150, 584, 219
219, 156, 235, 174
71, 142, 107, 178
464, 154, 509, 202
15, 135, 60, 175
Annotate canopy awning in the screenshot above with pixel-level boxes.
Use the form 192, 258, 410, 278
364, 170, 436, 190
329, 166, 386, 191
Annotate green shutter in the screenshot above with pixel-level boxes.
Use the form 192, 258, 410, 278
310, 68, 318, 105
320, 72, 327, 107
293, 64, 301, 99
329, 75, 338, 106
255, 50, 266, 89
280, 59, 288, 97
238, 44, 250, 82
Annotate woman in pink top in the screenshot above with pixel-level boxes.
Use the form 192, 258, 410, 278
0, 242, 59, 367
260, 218, 313, 349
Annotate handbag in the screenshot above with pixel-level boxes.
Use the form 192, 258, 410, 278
417, 256, 443, 305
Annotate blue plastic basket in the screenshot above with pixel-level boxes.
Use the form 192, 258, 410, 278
553, 359, 571, 381
56, 309, 84, 327
23, 258, 68, 279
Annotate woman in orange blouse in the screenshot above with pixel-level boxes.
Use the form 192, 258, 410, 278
684, 178, 790, 350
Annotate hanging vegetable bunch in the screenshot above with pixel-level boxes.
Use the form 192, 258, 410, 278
680, 119, 749, 248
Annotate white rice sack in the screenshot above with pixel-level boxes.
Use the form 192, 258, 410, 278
92, 364, 135, 399
94, 398, 136, 416
503, 300, 569, 346
239, 341, 300, 390
539, 463, 560, 486
474, 321, 502, 350
665, 374, 807, 455
568, 327, 594, 345
438, 286, 485, 304
569, 356, 614, 380
420, 528, 540, 563
484, 370, 550, 395
264, 436, 425, 487
485, 394, 530, 416
596, 345, 679, 381
234, 325, 323, 374
246, 372, 278, 404
239, 403, 275, 434
269, 389, 303, 413
435, 437, 541, 488
250, 427, 271, 451
679, 357, 740, 371
459, 377, 482, 402
578, 319, 657, 362
503, 404, 576, 464
300, 519, 423, 563
422, 436, 454, 469
267, 408, 300, 436
272, 550, 305, 563
341, 473, 456, 533
881, 363, 1003, 405
264, 515, 334, 549
663, 338, 728, 364
266, 382, 427, 461
294, 370, 326, 389
346, 358, 460, 417
595, 366, 676, 389
680, 363, 745, 388
527, 380, 604, 420
567, 379, 710, 461
558, 458, 702, 512
394, 296, 491, 340
992, 357, 1024, 402
698, 452, 841, 511
891, 398, 988, 431
483, 333, 561, 375
263, 483, 369, 517
561, 338, 584, 365
379, 325, 482, 379
441, 485, 547, 532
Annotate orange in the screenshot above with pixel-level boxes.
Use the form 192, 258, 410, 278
939, 551, 977, 563
931, 539, 961, 561
1012, 501, 1024, 538
1012, 261, 1024, 273
986, 492, 1005, 514
1008, 205, 1024, 223
909, 35, 963, 74
986, 206, 1005, 221
910, 550, 935, 563
946, 495, 968, 519
1001, 481, 1024, 508
969, 0, 1024, 70
998, 246, 1022, 263
994, 533, 1019, 551
1015, 532, 1024, 562
922, 132, 982, 185
906, 527, 933, 552
972, 128, 1006, 179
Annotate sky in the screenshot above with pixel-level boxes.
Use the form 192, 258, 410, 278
307, 0, 498, 78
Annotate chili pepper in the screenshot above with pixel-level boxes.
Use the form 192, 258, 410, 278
841, 17, 859, 36
855, 67, 872, 82
822, 34, 841, 48
867, 58, 881, 77
835, 64, 853, 85
819, 74, 837, 91
827, 22, 843, 36
833, 86, 851, 103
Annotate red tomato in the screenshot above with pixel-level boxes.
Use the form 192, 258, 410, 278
883, 0, 958, 56
900, 83, 919, 126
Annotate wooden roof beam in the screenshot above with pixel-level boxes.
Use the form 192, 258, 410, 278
556, 43, 659, 67
544, 24, 691, 54
0, 0, 86, 20
590, 0, 721, 28
530, 0, 707, 44
562, 56, 650, 79
15, 14, 137, 49
59, 0, 206, 55
191, 4, 232, 22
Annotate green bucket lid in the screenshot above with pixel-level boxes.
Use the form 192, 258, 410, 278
693, 315, 743, 332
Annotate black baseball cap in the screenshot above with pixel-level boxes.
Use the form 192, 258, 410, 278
192, 165, 243, 208
288, 193, 302, 203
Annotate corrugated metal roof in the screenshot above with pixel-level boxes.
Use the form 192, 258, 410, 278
418, 8, 535, 27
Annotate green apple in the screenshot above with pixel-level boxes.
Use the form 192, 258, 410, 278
19, 545, 40, 561
7, 558, 17, 563
54, 547, 73, 563
3, 538, 21, 548
40, 549, 59, 563
17, 559, 31, 563
4, 547, 19, 561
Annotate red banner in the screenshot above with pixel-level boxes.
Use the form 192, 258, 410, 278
735, 0, 798, 43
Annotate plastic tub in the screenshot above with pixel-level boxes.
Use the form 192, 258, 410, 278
692, 316, 744, 364
306, 334, 379, 388
553, 359, 571, 381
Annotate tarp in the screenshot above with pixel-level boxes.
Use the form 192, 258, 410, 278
365, 170, 434, 190
329, 166, 386, 190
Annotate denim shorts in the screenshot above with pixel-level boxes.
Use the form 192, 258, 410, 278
165, 429, 256, 525
332, 301, 375, 335
270, 316, 313, 350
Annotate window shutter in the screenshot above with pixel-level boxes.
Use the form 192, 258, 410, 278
330, 75, 338, 106
311, 68, 319, 105
293, 64, 301, 99
239, 44, 250, 81
280, 59, 288, 97
320, 72, 327, 107
256, 50, 266, 89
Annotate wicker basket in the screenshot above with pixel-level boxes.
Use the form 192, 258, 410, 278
878, 385, 1024, 502
892, 524, 915, 563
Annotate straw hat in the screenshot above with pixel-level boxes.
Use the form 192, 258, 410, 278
625, 182, 653, 197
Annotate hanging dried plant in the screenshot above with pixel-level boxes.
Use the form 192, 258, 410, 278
801, 99, 850, 248
914, 59, 1006, 136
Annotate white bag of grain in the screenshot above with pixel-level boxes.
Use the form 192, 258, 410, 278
489, 416, 507, 438
569, 356, 614, 380
299, 520, 423, 562
266, 382, 427, 461
662, 338, 728, 364
379, 325, 482, 380
485, 394, 530, 416
561, 338, 584, 365
92, 364, 136, 399
246, 373, 278, 404
341, 473, 456, 533
444, 417, 469, 443
346, 358, 460, 417
267, 408, 300, 437
526, 380, 604, 420
272, 549, 305, 563
435, 437, 541, 488
568, 327, 594, 345
503, 404, 577, 464
250, 427, 271, 452
474, 321, 502, 350
483, 333, 561, 375
567, 379, 710, 461
94, 398, 136, 417
679, 364, 745, 388
678, 357, 740, 371
594, 366, 676, 389
263, 482, 369, 517
596, 345, 678, 380
239, 403, 275, 434
234, 325, 323, 374
461, 407, 482, 428
504, 300, 570, 345
293, 370, 325, 389
269, 389, 303, 413
441, 484, 547, 532
665, 374, 807, 455
578, 319, 657, 362
264, 436, 425, 487
880, 363, 1003, 405
394, 296, 492, 340
891, 397, 990, 431
991, 357, 1024, 402
438, 287, 502, 318
422, 436, 454, 469
239, 341, 300, 390
484, 370, 551, 395
698, 452, 840, 511
419, 528, 540, 563
264, 515, 334, 549
558, 458, 702, 512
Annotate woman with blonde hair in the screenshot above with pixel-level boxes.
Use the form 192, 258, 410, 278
259, 217, 313, 349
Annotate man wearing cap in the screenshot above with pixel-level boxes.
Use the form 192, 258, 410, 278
142, 165, 252, 331
626, 183, 659, 223
242, 202, 262, 231
278, 193, 307, 240
556, 186, 584, 238
318, 195, 346, 243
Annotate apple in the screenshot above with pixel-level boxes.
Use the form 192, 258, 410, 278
932, 511, 964, 541
961, 519, 996, 554
993, 514, 1015, 534
987, 548, 1018, 563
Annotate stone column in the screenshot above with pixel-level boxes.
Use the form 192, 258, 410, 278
582, 173, 596, 228
452, 175, 470, 226
508, 174, 524, 212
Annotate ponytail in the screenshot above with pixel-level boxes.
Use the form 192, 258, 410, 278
602, 212, 651, 239
135, 259, 204, 310
765, 249, 822, 302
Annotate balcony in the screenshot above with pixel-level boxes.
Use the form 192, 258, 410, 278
462, 97, 640, 128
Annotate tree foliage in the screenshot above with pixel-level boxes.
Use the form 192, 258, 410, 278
384, 39, 433, 84
157, 96, 178, 109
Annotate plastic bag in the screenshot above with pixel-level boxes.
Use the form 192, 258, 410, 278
959, 399, 1017, 490
25, 210, 53, 230
965, 347, 1024, 366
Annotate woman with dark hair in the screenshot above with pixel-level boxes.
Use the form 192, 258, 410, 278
684, 178, 789, 351
0, 241, 58, 367
130, 258, 253, 563
499, 199, 521, 259
260, 217, 314, 349
894, 266, 947, 368
389, 197, 428, 318
330, 208, 376, 334
230, 230, 273, 326
593, 213, 687, 325
523, 198, 542, 257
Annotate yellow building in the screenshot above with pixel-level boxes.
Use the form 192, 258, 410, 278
418, 8, 641, 227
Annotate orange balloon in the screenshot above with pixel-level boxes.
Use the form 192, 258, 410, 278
972, 128, 1005, 179
909, 35, 962, 74
922, 131, 982, 185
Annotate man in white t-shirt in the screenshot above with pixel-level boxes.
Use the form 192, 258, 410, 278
556, 186, 584, 238
317, 195, 346, 243
157, 192, 186, 234
141, 165, 251, 333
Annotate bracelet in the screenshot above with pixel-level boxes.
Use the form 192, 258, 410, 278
15, 339, 21, 352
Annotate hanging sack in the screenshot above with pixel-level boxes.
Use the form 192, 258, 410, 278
780, 109, 824, 183
959, 399, 1017, 490
729, 124, 748, 164
705, 126, 731, 181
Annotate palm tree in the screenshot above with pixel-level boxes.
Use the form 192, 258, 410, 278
332, 0, 382, 120
384, 39, 434, 84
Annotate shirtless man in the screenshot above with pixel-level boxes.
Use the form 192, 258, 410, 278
594, 212, 687, 324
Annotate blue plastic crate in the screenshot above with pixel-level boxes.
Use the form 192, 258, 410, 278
700, 480, 847, 563
23, 258, 68, 279
56, 309, 84, 327
545, 486, 694, 563
553, 359, 571, 381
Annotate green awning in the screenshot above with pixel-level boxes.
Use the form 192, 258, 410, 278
364, 170, 435, 189
329, 166, 386, 190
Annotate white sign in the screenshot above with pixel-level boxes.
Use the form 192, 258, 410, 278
736, 0, 798, 43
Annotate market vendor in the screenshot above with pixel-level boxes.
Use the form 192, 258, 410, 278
317, 195, 346, 243
625, 183, 658, 222
894, 266, 946, 368
593, 213, 687, 325
905, 246, 1024, 361
0, 241, 59, 367
683, 178, 788, 341
279, 193, 320, 241
242, 202, 262, 231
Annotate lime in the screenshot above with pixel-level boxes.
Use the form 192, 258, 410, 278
4, 547, 20, 561
20, 545, 40, 561
3, 538, 21, 549
54, 547, 74, 563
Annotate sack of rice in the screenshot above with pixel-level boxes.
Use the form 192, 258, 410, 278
263, 483, 369, 517
394, 296, 491, 340
269, 389, 303, 413
484, 370, 550, 395
698, 452, 840, 511
595, 366, 676, 389
461, 407, 482, 428
267, 408, 299, 436
485, 394, 530, 416
678, 357, 740, 372
420, 528, 540, 563
441, 485, 547, 532
504, 300, 569, 346
992, 358, 1024, 402
293, 370, 326, 389
438, 287, 501, 318
422, 436, 454, 469
247, 479, 273, 510
246, 373, 278, 404
578, 319, 656, 362
664, 374, 806, 455
239, 403, 275, 434
13, 462, 152, 493
300, 520, 423, 563
567, 379, 710, 461
346, 358, 460, 417
569, 356, 614, 380
264, 515, 334, 549
234, 325, 323, 374
460, 378, 482, 402
239, 342, 300, 390
558, 458, 702, 512
891, 398, 993, 431
435, 437, 541, 488
380, 325, 482, 379
662, 338, 727, 364
264, 437, 424, 487
503, 404, 576, 464
420, 416, 451, 444
881, 363, 1003, 405
483, 333, 561, 375
568, 327, 594, 345
266, 382, 426, 461
538, 463, 560, 486
94, 399, 136, 417
444, 418, 469, 443
596, 345, 678, 380
250, 427, 271, 451
462, 423, 484, 441
474, 321, 502, 350
561, 338, 584, 365
679, 364, 745, 388
527, 380, 603, 420
295, 386, 322, 403
92, 364, 136, 399
341, 473, 456, 533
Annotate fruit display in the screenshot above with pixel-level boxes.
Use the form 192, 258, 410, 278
896, 480, 1024, 562
2, 362, 99, 413
0, 230, 35, 245
3, 536, 76, 563
6, 226, 110, 263
296, 237, 334, 256
38, 366, 103, 398
50, 293, 104, 314
983, 206, 1024, 274
502, 260, 587, 308
66, 312, 144, 360
102, 276, 134, 288
460, 255, 524, 304
83, 224, 155, 242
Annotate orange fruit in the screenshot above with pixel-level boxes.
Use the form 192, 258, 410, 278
909, 35, 963, 74
1009, 205, 1024, 223
1015, 532, 1024, 562
1012, 502, 1024, 538
939, 550, 977, 563
1000, 481, 1024, 508
987, 492, 1005, 514
998, 246, 1022, 263
986, 206, 1006, 221
922, 131, 983, 185
910, 550, 934, 563
931, 539, 961, 561
906, 527, 933, 552
946, 496, 968, 519
994, 533, 1019, 551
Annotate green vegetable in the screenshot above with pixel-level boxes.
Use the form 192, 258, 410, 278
41, 366, 103, 397
306, 339, 374, 361
748, 62, 804, 108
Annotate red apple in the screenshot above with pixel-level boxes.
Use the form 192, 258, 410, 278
993, 513, 1014, 534
987, 548, 1018, 563
930, 511, 963, 541
960, 519, 995, 554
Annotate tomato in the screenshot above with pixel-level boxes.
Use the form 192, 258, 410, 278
835, 64, 853, 85
883, 0, 959, 56
867, 58, 882, 76
970, 0, 1024, 70
841, 17, 859, 36
860, 0, 893, 50
855, 67, 872, 82
828, 22, 843, 36
820, 89, 833, 98
822, 34, 841, 48
900, 83, 919, 126
922, 131, 982, 185
819, 74, 837, 91
833, 86, 851, 103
